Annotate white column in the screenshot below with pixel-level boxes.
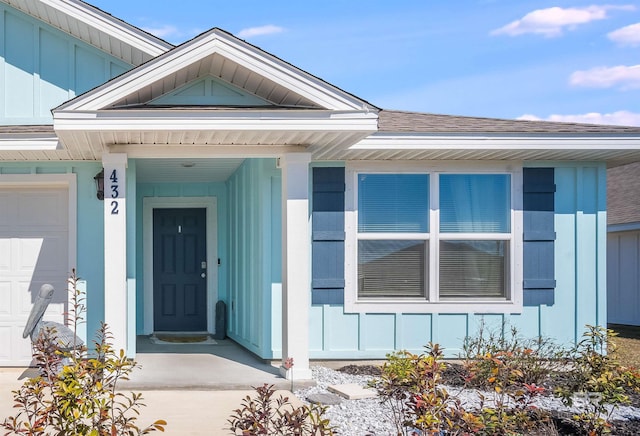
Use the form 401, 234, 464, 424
102, 152, 128, 354
280, 153, 312, 381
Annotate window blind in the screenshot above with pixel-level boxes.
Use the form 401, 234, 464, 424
358, 174, 429, 233
358, 240, 426, 298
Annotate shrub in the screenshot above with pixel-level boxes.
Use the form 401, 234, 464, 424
1, 270, 166, 436
228, 383, 334, 435
462, 321, 565, 388
371, 344, 479, 435
554, 325, 640, 435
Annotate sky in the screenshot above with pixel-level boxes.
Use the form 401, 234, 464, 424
87, 0, 640, 126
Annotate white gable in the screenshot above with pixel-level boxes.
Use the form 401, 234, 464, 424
55, 29, 377, 112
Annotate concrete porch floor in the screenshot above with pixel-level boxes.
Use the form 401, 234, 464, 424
0, 336, 312, 435
119, 335, 314, 391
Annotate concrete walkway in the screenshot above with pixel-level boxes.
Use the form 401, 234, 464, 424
0, 337, 310, 435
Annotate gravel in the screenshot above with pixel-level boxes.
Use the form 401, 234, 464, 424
294, 366, 640, 436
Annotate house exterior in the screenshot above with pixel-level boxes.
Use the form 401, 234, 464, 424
2, 0, 640, 380
607, 162, 640, 326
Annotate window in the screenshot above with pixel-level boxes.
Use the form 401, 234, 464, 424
346, 163, 522, 313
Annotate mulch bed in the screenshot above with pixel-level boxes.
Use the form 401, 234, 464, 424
338, 363, 640, 435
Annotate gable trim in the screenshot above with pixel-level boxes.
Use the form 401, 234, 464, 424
54, 29, 376, 112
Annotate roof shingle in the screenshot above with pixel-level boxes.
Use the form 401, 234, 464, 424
378, 110, 640, 134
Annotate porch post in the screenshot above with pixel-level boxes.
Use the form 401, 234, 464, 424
102, 152, 128, 354
280, 153, 313, 381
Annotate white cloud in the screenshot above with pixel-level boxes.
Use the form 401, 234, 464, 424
570, 65, 640, 89
141, 25, 203, 42
492, 5, 635, 37
518, 110, 640, 126
608, 22, 640, 46
236, 25, 284, 39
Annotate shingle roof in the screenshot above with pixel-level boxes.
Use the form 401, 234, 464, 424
0, 125, 55, 134
378, 110, 640, 134
608, 162, 640, 225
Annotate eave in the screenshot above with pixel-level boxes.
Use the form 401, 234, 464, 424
52, 109, 378, 160
310, 132, 640, 166
0, 131, 59, 150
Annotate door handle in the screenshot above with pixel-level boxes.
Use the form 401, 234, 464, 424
201, 272, 206, 278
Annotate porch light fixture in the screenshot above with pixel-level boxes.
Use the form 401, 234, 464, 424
94, 169, 104, 200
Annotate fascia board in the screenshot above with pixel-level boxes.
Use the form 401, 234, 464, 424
56, 31, 370, 112
213, 35, 371, 111
0, 135, 59, 150
40, 0, 172, 56
352, 133, 640, 150
53, 110, 379, 131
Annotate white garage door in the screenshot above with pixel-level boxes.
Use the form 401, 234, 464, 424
608, 230, 640, 326
0, 186, 69, 366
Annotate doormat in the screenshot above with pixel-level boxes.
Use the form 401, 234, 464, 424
150, 334, 217, 345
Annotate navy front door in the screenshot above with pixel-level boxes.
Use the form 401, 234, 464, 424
153, 208, 207, 331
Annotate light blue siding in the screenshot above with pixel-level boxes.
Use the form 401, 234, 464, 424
225, 159, 282, 359
308, 162, 607, 358
397, 314, 432, 351
0, 3, 132, 124
362, 314, 396, 351
74, 164, 106, 343
151, 76, 273, 106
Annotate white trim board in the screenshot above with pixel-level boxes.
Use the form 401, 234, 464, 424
142, 197, 218, 335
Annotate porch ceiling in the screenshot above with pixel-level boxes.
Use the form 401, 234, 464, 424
136, 158, 244, 183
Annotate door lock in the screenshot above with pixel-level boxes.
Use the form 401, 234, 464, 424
201, 261, 207, 269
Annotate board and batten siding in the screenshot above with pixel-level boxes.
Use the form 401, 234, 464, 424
308, 163, 607, 358
608, 230, 640, 326
0, 3, 132, 124
225, 159, 282, 359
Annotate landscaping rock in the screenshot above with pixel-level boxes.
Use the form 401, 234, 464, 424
306, 392, 343, 406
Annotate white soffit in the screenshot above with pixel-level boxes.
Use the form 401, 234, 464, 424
54, 29, 377, 113
1, 0, 172, 65
309, 132, 640, 164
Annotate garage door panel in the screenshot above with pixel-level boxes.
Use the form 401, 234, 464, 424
0, 324, 33, 365
0, 282, 10, 316
17, 191, 67, 227
0, 239, 10, 271
17, 234, 67, 272
21, 280, 65, 317
0, 193, 16, 227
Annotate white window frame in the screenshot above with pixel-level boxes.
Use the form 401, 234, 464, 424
344, 161, 523, 314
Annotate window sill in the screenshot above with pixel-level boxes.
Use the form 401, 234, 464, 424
344, 298, 523, 314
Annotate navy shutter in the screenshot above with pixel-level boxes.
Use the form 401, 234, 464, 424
311, 167, 345, 305
523, 168, 556, 306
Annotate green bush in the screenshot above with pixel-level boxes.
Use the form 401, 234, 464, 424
1, 271, 166, 436
554, 325, 640, 435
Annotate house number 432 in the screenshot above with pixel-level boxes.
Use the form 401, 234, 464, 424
110, 169, 120, 215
